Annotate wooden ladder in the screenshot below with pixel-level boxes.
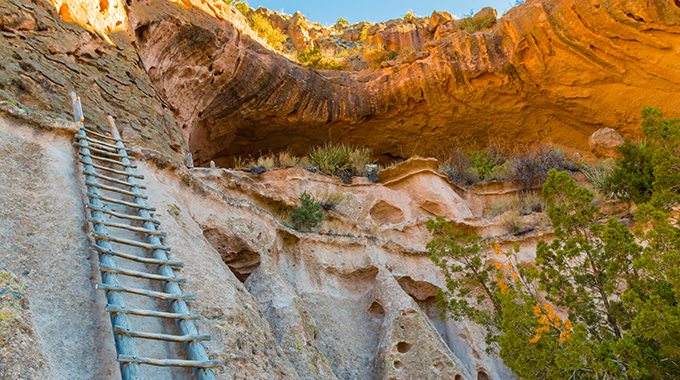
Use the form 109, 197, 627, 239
70, 93, 218, 380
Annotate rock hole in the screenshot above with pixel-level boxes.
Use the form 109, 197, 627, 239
433, 361, 443, 373
477, 371, 491, 380
115, 20, 122, 27
58, 3, 73, 22
286, 110, 298, 121
396, 341, 412, 353
455, 375, 462, 380
675, 0, 680, 8
393, 360, 403, 370
202, 227, 262, 283
624, 12, 644, 22
99, 0, 109, 14
135, 24, 150, 45
368, 301, 385, 319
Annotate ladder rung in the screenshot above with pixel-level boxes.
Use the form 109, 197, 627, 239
117, 355, 220, 368
106, 305, 199, 320
87, 193, 156, 211
74, 142, 133, 159
79, 159, 144, 178
88, 218, 165, 236
86, 181, 148, 199
80, 152, 136, 168
91, 232, 170, 251
113, 326, 210, 342
86, 205, 160, 225
90, 244, 183, 267
81, 126, 130, 143
96, 283, 196, 300
99, 264, 185, 282
78, 135, 132, 151
86, 171, 147, 189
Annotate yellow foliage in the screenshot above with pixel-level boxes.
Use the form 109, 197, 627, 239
249, 13, 287, 50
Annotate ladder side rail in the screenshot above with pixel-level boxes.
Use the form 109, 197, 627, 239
108, 118, 218, 380
76, 130, 145, 380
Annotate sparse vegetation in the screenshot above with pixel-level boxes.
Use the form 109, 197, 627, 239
456, 10, 497, 34
298, 47, 347, 70
501, 211, 522, 233
403, 9, 416, 23
336, 17, 350, 27
289, 191, 325, 232
430, 108, 680, 379
307, 142, 374, 177
255, 155, 276, 171
317, 189, 346, 210
440, 139, 580, 188
231, 0, 251, 16
248, 13, 287, 50
363, 48, 399, 69
276, 150, 300, 168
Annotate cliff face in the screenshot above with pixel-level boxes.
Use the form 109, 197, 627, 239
0, 0, 186, 157
0, 0, 675, 379
126, 0, 680, 165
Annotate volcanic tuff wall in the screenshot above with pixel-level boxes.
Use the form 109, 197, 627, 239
126, 0, 680, 166
0, 0, 677, 379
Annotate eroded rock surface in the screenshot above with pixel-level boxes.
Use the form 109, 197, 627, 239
123, 0, 680, 166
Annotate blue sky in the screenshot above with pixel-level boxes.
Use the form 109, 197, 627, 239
251, 0, 516, 25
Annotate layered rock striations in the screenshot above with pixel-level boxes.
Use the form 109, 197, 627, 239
127, 0, 680, 165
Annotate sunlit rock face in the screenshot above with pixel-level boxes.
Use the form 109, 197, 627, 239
127, 0, 679, 166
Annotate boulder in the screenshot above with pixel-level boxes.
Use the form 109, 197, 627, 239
429, 10, 452, 33
288, 12, 310, 50
589, 128, 625, 158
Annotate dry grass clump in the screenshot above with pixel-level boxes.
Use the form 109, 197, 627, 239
316, 188, 346, 210
298, 47, 348, 70
254, 155, 275, 171
501, 211, 523, 233
363, 48, 399, 69
308, 142, 374, 177
276, 150, 301, 168
456, 12, 496, 34
483, 193, 546, 218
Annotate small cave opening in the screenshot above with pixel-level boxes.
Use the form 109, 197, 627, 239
201, 227, 261, 283
393, 360, 403, 370
396, 341, 412, 353
368, 301, 385, 319
477, 371, 491, 380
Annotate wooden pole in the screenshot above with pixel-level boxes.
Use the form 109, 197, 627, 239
108, 117, 218, 380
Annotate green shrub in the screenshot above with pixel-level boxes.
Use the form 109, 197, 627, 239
456, 12, 496, 34
605, 139, 654, 204
428, 166, 680, 379
363, 48, 398, 69
307, 142, 373, 177
298, 47, 347, 70
289, 191, 325, 232
249, 13, 287, 50
336, 17, 350, 27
